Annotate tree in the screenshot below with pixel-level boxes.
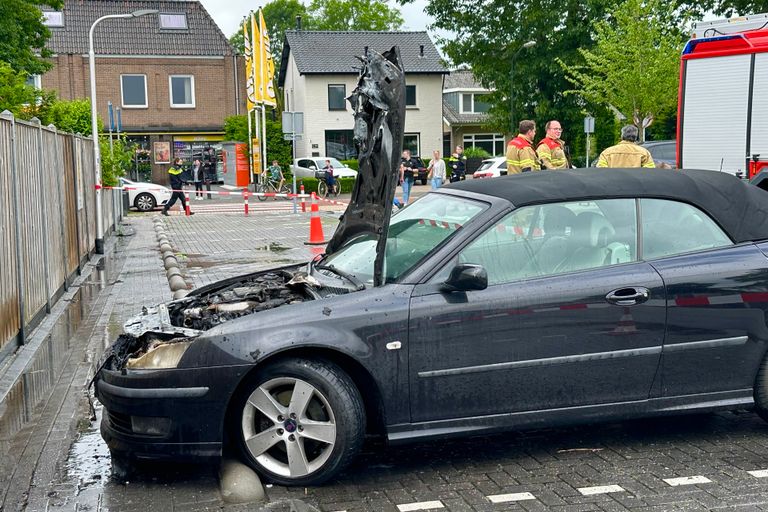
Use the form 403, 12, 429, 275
0, 62, 38, 114
0, 0, 63, 75
224, 114, 293, 170
43, 98, 98, 135
559, 0, 685, 141
100, 136, 134, 186
264, 0, 311, 58
309, 0, 403, 31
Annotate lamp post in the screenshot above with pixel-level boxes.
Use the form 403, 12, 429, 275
509, 40, 537, 135
89, 9, 158, 254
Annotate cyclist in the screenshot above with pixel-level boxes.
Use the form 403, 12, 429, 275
322, 159, 338, 196
267, 160, 285, 191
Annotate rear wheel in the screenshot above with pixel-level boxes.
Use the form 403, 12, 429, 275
235, 359, 365, 486
317, 181, 329, 198
256, 183, 268, 202
135, 192, 156, 212
754, 354, 768, 422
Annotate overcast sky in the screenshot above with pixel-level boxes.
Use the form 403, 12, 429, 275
199, 0, 438, 39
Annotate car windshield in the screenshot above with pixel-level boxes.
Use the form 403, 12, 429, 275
315, 158, 345, 168
318, 194, 487, 285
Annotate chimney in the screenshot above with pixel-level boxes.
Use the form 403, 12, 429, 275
296, 16, 302, 30
364, 46, 368, 56
419, 45, 424, 57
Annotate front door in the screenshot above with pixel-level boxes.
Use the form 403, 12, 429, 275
408, 199, 667, 422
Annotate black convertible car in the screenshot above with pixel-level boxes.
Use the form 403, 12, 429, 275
96, 168, 768, 486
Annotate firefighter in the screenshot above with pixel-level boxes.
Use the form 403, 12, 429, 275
506, 120, 540, 174
161, 158, 193, 216
537, 120, 569, 169
596, 125, 655, 168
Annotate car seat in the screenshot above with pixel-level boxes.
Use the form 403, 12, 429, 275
533, 206, 577, 274
564, 212, 616, 272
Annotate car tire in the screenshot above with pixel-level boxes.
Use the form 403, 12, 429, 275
754, 354, 768, 423
135, 192, 156, 212
234, 358, 365, 486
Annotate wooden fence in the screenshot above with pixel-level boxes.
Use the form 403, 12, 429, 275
0, 112, 122, 360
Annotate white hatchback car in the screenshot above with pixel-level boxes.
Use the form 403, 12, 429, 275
472, 157, 508, 179
292, 157, 358, 180
119, 177, 173, 212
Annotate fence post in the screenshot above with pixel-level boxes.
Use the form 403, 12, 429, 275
2, 110, 26, 346
32, 118, 52, 313
50, 125, 69, 291
71, 134, 83, 273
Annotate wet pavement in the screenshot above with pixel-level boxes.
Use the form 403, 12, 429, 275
6, 184, 768, 511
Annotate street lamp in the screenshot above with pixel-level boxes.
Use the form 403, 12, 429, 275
89, 9, 158, 254
510, 40, 536, 135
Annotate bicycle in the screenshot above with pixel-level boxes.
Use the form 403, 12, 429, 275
256, 178, 291, 201
316, 178, 341, 199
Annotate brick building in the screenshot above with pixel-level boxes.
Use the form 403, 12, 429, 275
40, 0, 245, 183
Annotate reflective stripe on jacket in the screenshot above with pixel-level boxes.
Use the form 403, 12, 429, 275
506, 135, 540, 174
596, 141, 656, 168
537, 137, 568, 169
168, 165, 184, 189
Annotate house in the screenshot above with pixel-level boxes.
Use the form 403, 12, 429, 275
443, 69, 507, 157
40, 0, 245, 183
278, 30, 448, 160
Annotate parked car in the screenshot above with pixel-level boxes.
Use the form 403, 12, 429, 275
119, 177, 172, 212
641, 140, 677, 168
472, 156, 508, 178
97, 168, 768, 486
291, 157, 358, 180
410, 156, 428, 185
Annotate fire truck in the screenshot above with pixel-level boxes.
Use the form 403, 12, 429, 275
678, 13, 768, 178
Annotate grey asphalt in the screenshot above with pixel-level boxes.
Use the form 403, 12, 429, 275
5, 183, 768, 511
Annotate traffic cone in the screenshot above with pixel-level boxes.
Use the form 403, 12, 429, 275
184, 191, 191, 216
610, 307, 638, 335
304, 193, 327, 245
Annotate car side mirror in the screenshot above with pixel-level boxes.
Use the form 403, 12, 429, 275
440, 263, 487, 292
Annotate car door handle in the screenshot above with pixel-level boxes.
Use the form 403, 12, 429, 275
605, 287, 650, 306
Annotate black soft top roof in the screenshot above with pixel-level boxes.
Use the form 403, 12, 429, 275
448, 168, 768, 243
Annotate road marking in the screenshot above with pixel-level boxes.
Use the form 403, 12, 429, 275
397, 501, 445, 511
578, 484, 625, 496
487, 492, 536, 503
663, 476, 711, 486
748, 470, 768, 478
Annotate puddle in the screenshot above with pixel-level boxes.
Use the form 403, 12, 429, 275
66, 400, 111, 499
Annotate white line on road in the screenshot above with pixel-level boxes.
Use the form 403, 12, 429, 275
397, 501, 445, 511
748, 470, 768, 478
487, 492, 536, 503
663, 476, 711, 486
578, 484, 625, 496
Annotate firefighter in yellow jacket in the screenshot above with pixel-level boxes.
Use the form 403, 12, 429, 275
596, 125, 655, 168
506, 120, 540, 174
536, 120, 569, 169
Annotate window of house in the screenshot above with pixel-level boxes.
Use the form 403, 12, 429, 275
25, 75, 41, 90
325, 130, 357, 160
159, 13, 188, 29
403, 134, 420, 155
121, 75, 147, 108
440, 199, 637, 285
406, 85, 417, 107
463, 133, 506, 156
640, 199, 732, 259
328, 84, 346, 110
169, 75, 195, 108
461, 93, 491, 114
43, 11, 64, 27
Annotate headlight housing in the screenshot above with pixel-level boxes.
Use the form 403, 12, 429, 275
126, 340, 191, 369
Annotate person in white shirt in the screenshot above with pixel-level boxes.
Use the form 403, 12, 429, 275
427, 150, 446, 190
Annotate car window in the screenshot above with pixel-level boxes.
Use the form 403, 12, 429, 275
498, 160, 507, 169
316, 158, 344, 168
640, 199, 732, 259
298, 159, 314, 168
436, 199, 637, 286
321, 194, 487, 284
477, 161, 494, 172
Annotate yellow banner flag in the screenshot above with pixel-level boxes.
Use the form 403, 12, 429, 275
259, 9, 277, 107
243, 16, 255, 111
250, 12, 263, 104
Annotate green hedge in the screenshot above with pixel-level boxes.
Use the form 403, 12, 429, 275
341, 159, 359, 170
298, 177, 356, 194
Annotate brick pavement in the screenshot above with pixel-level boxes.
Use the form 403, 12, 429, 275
12, 209, 768, 512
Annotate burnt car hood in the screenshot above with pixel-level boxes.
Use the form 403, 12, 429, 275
324, 47, 406, 287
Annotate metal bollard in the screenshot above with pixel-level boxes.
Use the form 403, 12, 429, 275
244, 189, 249, 216
185, 191, 191, 216
300, 184, 306, 212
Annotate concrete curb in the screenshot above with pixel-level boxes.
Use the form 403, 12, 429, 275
153, 216, 189, 299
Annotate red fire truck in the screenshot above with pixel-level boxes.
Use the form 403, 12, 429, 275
678, 13, 768, 178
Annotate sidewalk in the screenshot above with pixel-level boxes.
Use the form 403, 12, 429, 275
0, 209, 338, 512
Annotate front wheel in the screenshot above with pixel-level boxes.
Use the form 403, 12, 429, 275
135, 192, 156, 212
256, 183, 268, 201
317, 181, 329, 198
235, 359, 365, 486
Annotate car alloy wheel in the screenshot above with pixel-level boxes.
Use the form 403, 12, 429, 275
135, 192, 156, 212
237, 359, 365, 485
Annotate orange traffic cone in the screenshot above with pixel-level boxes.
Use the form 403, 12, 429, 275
610, 306, 638, 335
305, 193, 327, 245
